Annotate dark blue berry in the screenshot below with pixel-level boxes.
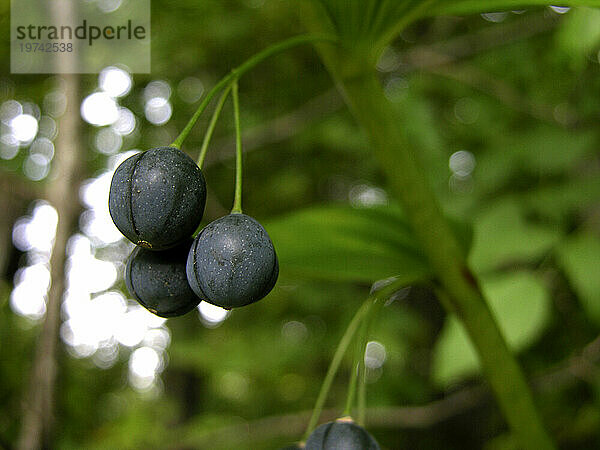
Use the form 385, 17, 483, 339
305, 420, 380, 450
186, 213, 278, 309
109, 147, 206, 250
125, 239, 201, 317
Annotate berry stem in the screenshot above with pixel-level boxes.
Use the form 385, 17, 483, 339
343, 288, 383, 424
303, 299, 372, 442
231, 80, 243, 214
170, 74, 232, 150
170, 34, 336, 150
357, 295, 383, 427
303, 278, 410, 441
357, 350, 367, 426
342, 309, 371, 418
342, 361, 358, 418
197, 84, 232, 169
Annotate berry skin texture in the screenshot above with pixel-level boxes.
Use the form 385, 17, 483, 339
305, 420, 380, 450
109, 146, 206, 250
125, 239, 201, 318
186, 213, 279, 309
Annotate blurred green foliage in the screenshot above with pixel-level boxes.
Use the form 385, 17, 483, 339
1, 1, 600, 449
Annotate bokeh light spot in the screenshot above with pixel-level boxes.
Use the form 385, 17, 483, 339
99, 66, 132, 98
81, 92, 119, 126
11, 114, 38, 143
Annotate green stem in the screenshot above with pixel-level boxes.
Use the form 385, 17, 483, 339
170, 75, 232, 150
302, 299, 372, 442
231, 81, 243, 214
303, 278, 410, 441
343, 312, 370, 418
357, 294, 383, 427
342, 360, 358, 418
197, 84, 232, 169
357, 345, 367, 427
301, 8, 555, 450
170, 34, 336, 150
344, 296, 375, 422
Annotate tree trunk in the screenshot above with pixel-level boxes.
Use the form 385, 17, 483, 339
17, 2, 83, 448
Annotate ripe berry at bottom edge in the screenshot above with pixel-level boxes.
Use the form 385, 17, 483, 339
125, 239, 201, 318
109, 146, 206, 250
186, 213, 278, 309
305, 420, 380, 450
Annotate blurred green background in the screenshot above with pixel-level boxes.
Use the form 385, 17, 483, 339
1, 1, 600, 448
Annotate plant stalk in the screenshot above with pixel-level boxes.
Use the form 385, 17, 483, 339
357, 290, 384, 427
303, 277, 412, 441
301, 6, 555, 449
197, 84, 232, 168
231, 80, 243, 214
303, 299, 372, 442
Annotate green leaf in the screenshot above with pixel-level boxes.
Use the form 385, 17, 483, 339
310, 0, 421, 44
429, 1, 600, 17
264, 204, 431, 283
432, 271, 551, 386
556, 232, 600, 325
468, 199, 562, 273
311, 1, 600, 56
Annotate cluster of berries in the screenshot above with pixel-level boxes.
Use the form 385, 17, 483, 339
109, 146, 278, 317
